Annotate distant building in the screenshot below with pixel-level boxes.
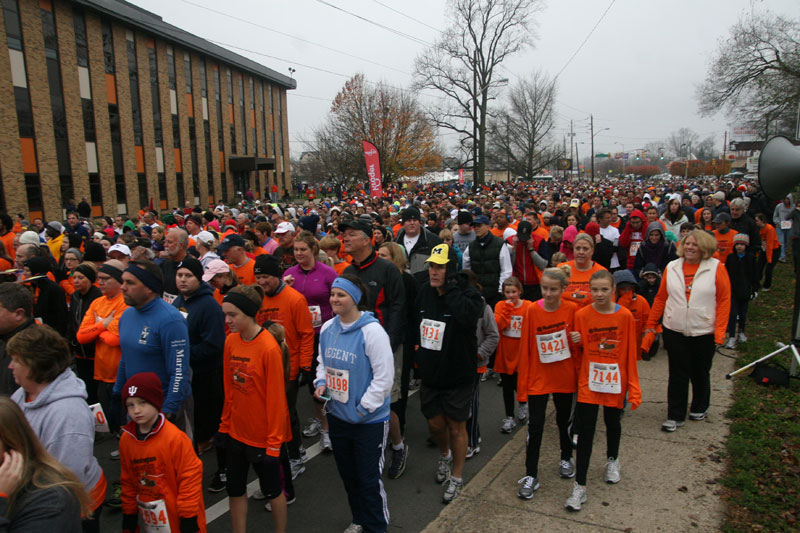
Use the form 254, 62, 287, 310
0, 0, 295, 220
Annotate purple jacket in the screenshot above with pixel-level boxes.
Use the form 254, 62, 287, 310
284, 261, 339, 331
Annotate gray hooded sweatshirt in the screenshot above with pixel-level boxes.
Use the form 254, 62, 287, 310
773, 194, 795, 227
11, 368, 103, 492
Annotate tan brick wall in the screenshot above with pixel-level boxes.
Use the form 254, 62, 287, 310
0, 7, 26, 216
156, 42, 176, 208
136, 35, 158, 211
20, 0, 60, 220
219, 65, 232, 202
280, 88, 291, 191
173, 47, 191, 208
85, 12, 116, 215
55, 0, 90, 205
205, 61, 221, 204
111, 24, 138, 216
190, 53, 207, 206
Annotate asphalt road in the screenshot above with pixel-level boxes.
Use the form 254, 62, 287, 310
94, 374, 525, 532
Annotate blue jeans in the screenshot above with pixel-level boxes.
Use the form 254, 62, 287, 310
779, 228, 792, 260
328, 416, 389, 533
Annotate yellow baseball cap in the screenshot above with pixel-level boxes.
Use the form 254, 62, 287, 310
425, 244, 450, 265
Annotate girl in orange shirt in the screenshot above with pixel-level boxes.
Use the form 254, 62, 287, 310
560, 234, 607, 309
494, 277, 532, 433
220, 285, 291, 533
566, 270, 641, 513
515, 266, 579, 499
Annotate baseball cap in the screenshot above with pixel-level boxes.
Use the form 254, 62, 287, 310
195, 230, 215, 247
713, 212, 731, 224
472, 215, 490, 226
516, 221, 533, 242
338, 218, 372, 237
613, 269, 637, 286
202, 259, 231, 282
425, 244, 450, 265
216, 233, 245, 253
107, 243, 131, 257
273, 222, 295, 234
569, 198, 580, 208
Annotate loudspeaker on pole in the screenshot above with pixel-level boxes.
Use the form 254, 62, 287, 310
758, 135, 800, 200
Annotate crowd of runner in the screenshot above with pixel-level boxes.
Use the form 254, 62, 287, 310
0, 175, 797, 532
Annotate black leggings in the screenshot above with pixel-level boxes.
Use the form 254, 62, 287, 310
574, 402, 622, 485
501, 372, 523, 417
525, 393, 573, 477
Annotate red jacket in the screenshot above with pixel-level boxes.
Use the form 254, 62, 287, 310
618, 209, 647, 269
510, 233, 545, 285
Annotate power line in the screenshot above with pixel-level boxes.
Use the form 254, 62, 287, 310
554, 0, 616, 80
369, 0, 442, 32
176, 0, 411, 75
315, 0, 432, 46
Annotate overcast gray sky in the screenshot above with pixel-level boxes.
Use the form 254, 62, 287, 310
130, 0, 800, 158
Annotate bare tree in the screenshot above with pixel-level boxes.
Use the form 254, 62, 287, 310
304, 74, 442, 189
413, 0, 543, 186
694, 135, 717, 160
666, 128, 700, 158
697, 11, 800, 138
486, 70, 558, 179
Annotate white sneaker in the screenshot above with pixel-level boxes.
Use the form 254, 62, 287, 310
252, 489, 266, 500
565, 482, 587, 512
264, 495, 295, 512
320, 429, 333, 452
559, 458, 576, 478
466, 446, 480, 459
604, 457, 621, 484
738, 332, 748, 343
289, 459, 305, 480
109, 449, 120, 460
661, 419, 685, 432
517, 403, 528, 422
501, 416, 517, 434
724, 337, 737, 349
302, 417, 322, 437
343, 524, 363, 533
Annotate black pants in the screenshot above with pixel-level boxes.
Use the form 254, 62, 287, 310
96, 381, 120, 434
82, 504, 101, 533
574, 402, 622, 485
500, 372, 521, 417
728, 298, 750, 337
285, 379, 302, 460
75, 357, 97, 406
192, 369, 224, 444
663, 328, 715, 421
466, 373, 481, 448
526, 393, 573, 477
757, 246, 779, 289
522, 284, 541, 302
328, 416, 389, 533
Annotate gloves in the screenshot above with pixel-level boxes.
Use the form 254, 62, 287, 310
180, 516, 200, 533
298, 367, 314, 386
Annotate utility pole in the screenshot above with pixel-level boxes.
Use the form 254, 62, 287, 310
590, 114, 595, 184
569, 120, 574, 176
723, 130, 727, 158
472, 51, 477, 186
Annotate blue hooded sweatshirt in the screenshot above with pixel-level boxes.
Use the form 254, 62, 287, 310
315, 311, 393, 424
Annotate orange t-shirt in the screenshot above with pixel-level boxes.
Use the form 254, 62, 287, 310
760, 224, 779, 263
332, 261, 350, 275
0, 257, 11, 271
559, 260, 607, 308
255, 285, 315, 380
76, 293, 128, 382
0, 231, 15, 260
517, 299, 579, 401
219, 329, 291, 455
616, 291, 651, 359
230, 258, 256, 286
493, 299, 532, 374
574, 304, 641, 409
712, 229, 738, 263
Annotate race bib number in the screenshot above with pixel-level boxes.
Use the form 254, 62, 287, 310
162, 292, 177, 305
536, 330, 570, 363
138, 498, 171, 533
325, 367, 350, 403
503, 315, 523, 338
629, 241, 641, 256
308, 305, 322, 328
420, 319, 446, 351
588, 362, 621, 394
88, 403, 109, 433
781, 220, 792, 230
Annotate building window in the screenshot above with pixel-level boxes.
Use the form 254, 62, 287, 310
205, 121, 213, 199
239, 75, 246, 154
184, 52, 192, 94
101, 20, 114, 74
89, 172, 102, 206
259, 82, 267, 156
2, 0, 23, 51
214, 67, 223, 147
14, 86, 34, 138
147, 44, 162, 146
115, 174, 126, 205
126, 32, 143, 145
220, 173, 227, 202
73, 9, 88, 66
137, 173, 147, 209
158, 172, 167, 202
176, 173, 185, 206
226, 68, 232, 104
189, 117, 198, 198
199, 59, 207, 98
81, 100, 95, 142
173, 116, 181, 148
269, 85, 276, 158
25, 174, 42, 210
167, 46, 176, 90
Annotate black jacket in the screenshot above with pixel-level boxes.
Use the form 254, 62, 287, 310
30, 279, 68, 337
730, 213, 761, 256
0, 483, 82, 532
395, 228, 442, 281
68, 285, 102, 359
0, 318, 35, 395
725, 251, 758, 301
344, 250, 406, 351
414, 273, 483, 389
174, 282, 225, 373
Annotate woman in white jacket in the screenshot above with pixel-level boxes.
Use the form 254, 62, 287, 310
644, 229, 731, 433
660, 198, 689, 237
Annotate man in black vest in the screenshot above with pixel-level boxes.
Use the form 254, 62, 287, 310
462, 215, 512, 308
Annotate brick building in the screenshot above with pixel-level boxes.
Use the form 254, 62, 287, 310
0, 0, 295, 221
